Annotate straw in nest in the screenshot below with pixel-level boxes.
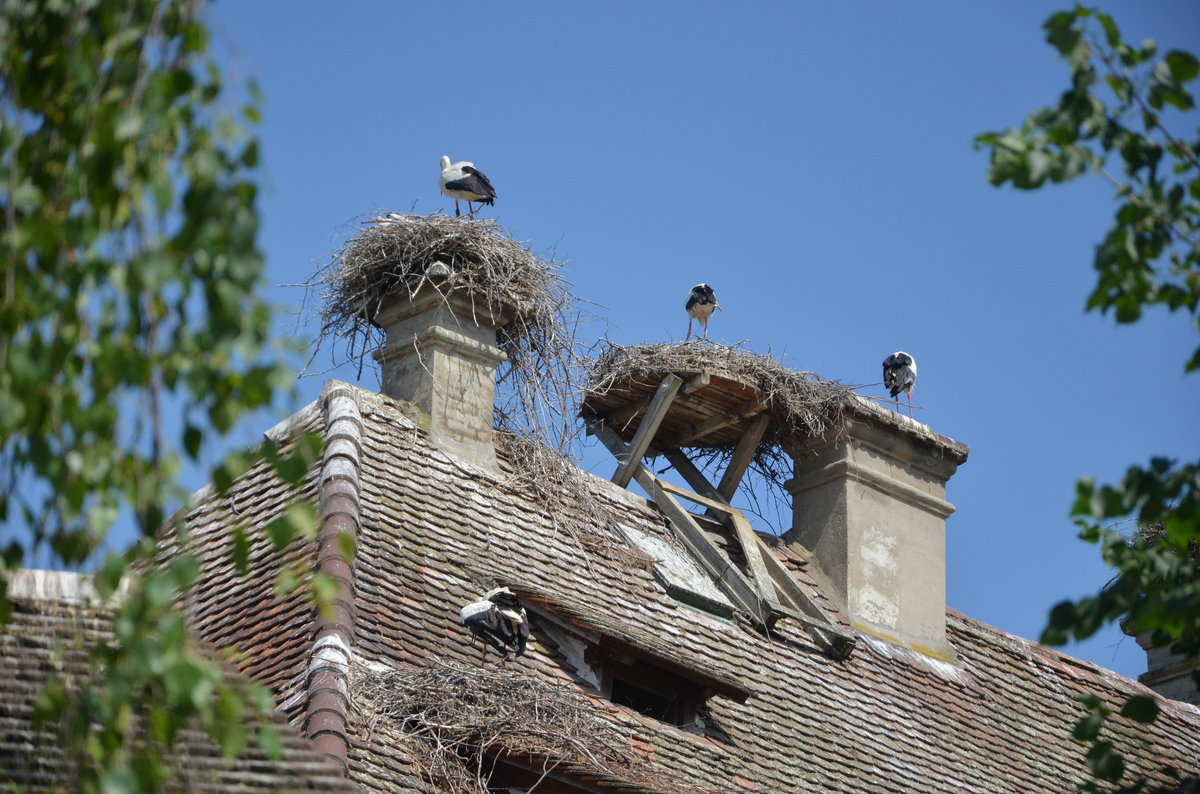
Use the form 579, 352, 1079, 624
309, 212, 584, 448
352, 658, 714, 794
586, 341, 856, 448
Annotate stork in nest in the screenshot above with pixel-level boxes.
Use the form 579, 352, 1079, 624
685, 283, 722, 340
439, 155, 497, 217
459, 587, 530, 662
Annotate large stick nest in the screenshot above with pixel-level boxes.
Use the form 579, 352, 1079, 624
584, 342, 859, 530
311, 213, 583, 449
585, 341, 856, 449
353, 659, 714, 794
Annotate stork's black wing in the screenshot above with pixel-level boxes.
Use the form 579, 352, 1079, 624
460, 166, 497, 201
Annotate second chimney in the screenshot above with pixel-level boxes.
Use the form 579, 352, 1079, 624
784, 398, 969, 661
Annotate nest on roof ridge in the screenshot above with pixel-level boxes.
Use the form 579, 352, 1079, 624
352, 658, 714, 794
310, 212, 583, 450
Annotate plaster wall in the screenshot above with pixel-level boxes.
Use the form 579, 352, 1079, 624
785, 415, 964, 660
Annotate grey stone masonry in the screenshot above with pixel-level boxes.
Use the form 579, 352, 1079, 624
371, 284, 508, 471
1136, 631, 1200, 705
784, 396, 969, 661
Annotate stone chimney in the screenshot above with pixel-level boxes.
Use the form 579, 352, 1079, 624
784, 396, 969, 661
1135, 632, 1200, 705
371, 281, 508, 470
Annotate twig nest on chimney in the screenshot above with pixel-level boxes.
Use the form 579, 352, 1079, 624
310, 212, 584, 466
319, 213, 556, 332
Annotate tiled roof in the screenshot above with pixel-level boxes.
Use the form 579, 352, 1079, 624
0, 570, 358, 792
162, 380, 1200, 792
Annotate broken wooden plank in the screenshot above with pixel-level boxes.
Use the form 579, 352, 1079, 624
612, 374, 682, 488
716, 413, 770, 502
591, 422, 768, 626
656, 480, 780, 613
755, 540, 857, 659
654, 471, 856, 659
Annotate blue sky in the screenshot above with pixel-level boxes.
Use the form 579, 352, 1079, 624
198, 2, 1200, 680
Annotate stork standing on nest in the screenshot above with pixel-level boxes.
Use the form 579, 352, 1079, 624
685, 283, 722, 340
882, 351, 917, 416
439, 155, 496, 217
459, 587, 529, 663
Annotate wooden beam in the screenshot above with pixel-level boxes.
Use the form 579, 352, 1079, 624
609, 393, 652, 434
681, 372, 710, 394
672, 399, 765, 446
656, 480, 779, 613
753, 538, 857, 659
654, 476, 856, 660
612, 374, 682, 488
716, 413, 770, 502
591, 422, 768, 626
661, 449, 723, 502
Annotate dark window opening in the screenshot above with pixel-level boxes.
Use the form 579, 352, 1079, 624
597, 654, 705, 727
611, 676, 692, 725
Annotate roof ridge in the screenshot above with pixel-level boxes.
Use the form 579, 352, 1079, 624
301, 382, 364, 776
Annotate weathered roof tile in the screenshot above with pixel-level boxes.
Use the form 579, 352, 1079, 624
156, 381, 1200, 792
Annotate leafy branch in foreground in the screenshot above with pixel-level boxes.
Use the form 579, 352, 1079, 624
976, 5, 1199, 370
977, 6, 1198, 792
1, 1, 324, 790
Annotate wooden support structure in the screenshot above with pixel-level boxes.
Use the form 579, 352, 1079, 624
591, 421, 769, 627
674, 398, 765, 446
584, 367, 855, 659
656, 480, 781, 613
717, 413, 770, 502
612, 374, 682, 488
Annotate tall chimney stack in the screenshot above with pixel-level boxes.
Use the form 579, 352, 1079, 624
371, 282, 508, 471
784, 397, 968, 660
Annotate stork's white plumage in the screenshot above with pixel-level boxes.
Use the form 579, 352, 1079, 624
439, 155, 496, 217
882, 351, 918, 416
685, 283, 722, 340
459, 587, 529, 662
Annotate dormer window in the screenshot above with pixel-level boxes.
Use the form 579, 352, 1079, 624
609, 664, 701, 726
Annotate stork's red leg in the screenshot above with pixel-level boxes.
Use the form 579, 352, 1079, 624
686, 319, 693, 341
906, 390, 913, 417
454, 200, 461, 217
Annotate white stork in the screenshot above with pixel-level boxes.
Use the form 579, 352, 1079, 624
458, 587, 529, 662
439, 155, 496, 217
685, 283, 722, 340
882, 351, 918, 416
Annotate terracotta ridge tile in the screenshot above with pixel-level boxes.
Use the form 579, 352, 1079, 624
300, 384, 364, 778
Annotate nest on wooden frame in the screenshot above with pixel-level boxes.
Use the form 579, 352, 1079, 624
351, 658, 715, 794
582, 341, 859, 532
585, 341, 856, 451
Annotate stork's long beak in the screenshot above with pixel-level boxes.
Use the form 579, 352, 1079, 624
715, 303, 723, 312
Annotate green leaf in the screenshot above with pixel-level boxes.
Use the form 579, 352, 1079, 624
1166, 50, 1200, 84
1074, 713, 1105, 742
1119, 695, 1160, 724
1085, 740, 1126, 782
230, 527, 252, 575
264, 502, 316, 551
258, 724, 284, 761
